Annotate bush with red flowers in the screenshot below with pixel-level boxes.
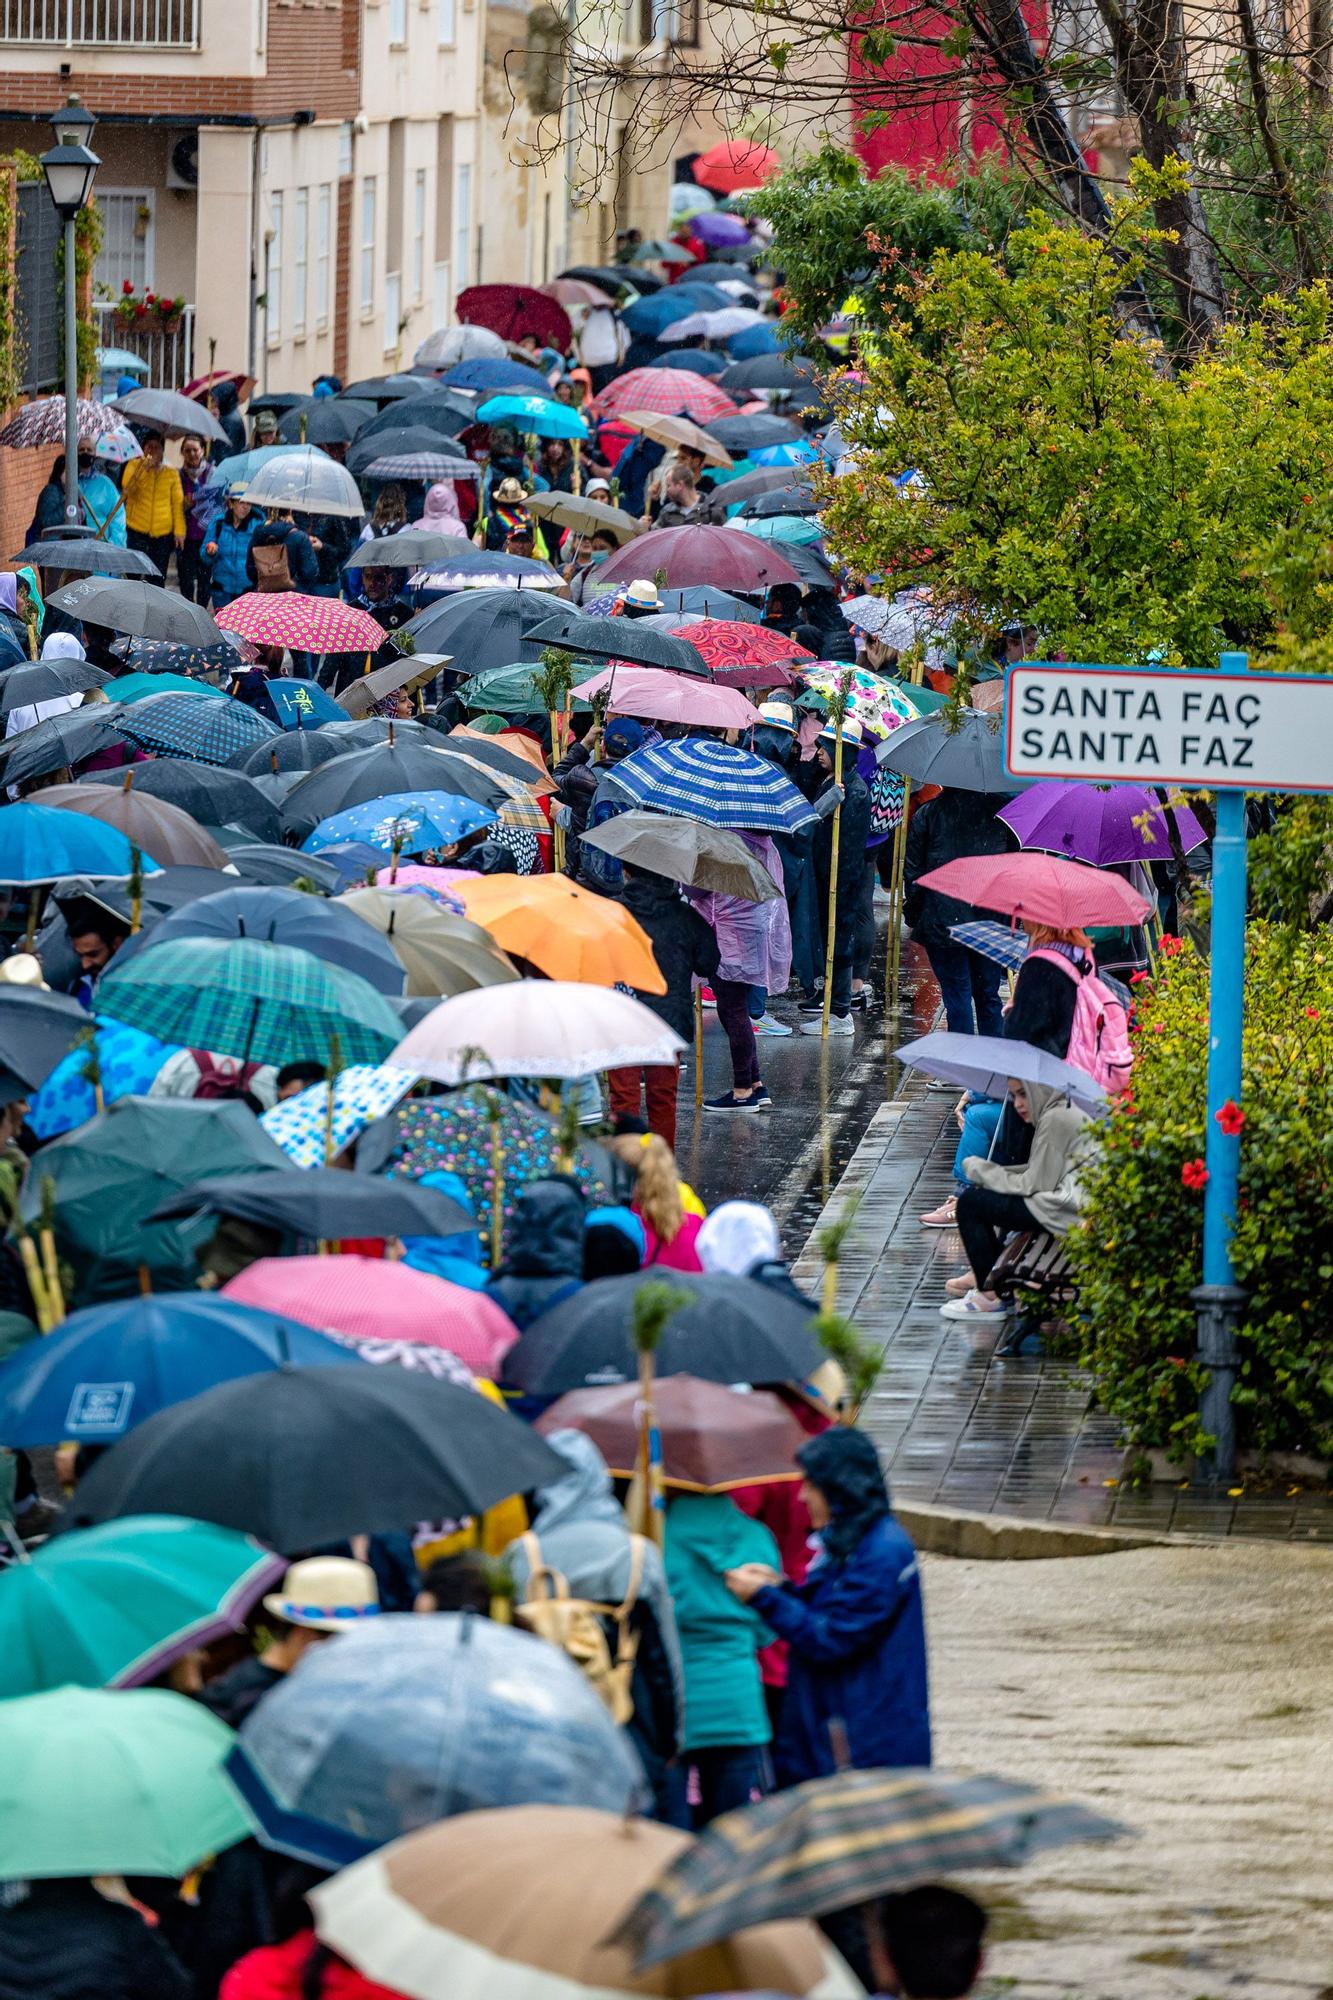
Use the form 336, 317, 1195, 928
1066, 923, 1333, 1464
113, 287, 187, 326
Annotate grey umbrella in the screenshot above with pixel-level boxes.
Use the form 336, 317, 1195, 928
579, 812, 781, 900
339, 530, 473, 573
276, 399, 375, 445
151, 1167, 472, 1238
705, 464, 816, 519
895, 1031, 1106, 1113
232, 730, 350, 777
0, 706, 129, 787
243, 447, 365, 520
111, 388, 229, 446
47, 579, 222, 645
396, 587, 562, 671
875, 707, 1014, 792
0, 658, 110, 715
214, 840, 341, 891
0, 986, 90, 1091
528, 612, 710, 677
11, 538, 161, 580
281, 740, 505, 842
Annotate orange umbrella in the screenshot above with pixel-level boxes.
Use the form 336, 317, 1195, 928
455, 876, 666, 993
449, 724, 556, 792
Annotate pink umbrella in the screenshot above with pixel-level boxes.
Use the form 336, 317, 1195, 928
222, 1254, 517, 1379
383, 865, 471, 903
917, 851, 1152, 929
216, 592, 387, 653
593, 524, 800, 595
572, 664, 761, 729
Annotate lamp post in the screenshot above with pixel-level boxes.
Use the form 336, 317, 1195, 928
39, 97, 100, 528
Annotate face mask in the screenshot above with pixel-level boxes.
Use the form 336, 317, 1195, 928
587, 550, 610, 565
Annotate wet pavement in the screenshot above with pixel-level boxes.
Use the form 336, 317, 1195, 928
686, 911, 1333, 1543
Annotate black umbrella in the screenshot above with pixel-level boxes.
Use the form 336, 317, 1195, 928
117, 638, 249, 675
80, 761, 283, 841
67, 1365, 568, 1548
704, 414, 804, 455
505, 1271, 823, 1394
341, 375, 433, 407
276, 398, 375, 445
10, 538, 160, 580
281, 740, 505, 841
420, 722, 550, 790
396, 589, 562, 674
529, 611, 710, 677
340, 529, 472, 574
559, 264, 661, 294
740, 484, 820, 519
720, 356, 820, 395
0, 658, 110, 715
321, 717, 436, 748
0, 706, 128, 787
213, 842, 341, 891
0, 985, 89, 1090
346, 425, 467, 477
247, 393, 307, 419
152, 1167, 472, 1239
54, 870, 244, 938
47, 578, 222, 645
110, 884, 406, 994
354, 394, 474, 442
705, 465, 815, 517
232, 729, 349, 777
730, 531, 834, 590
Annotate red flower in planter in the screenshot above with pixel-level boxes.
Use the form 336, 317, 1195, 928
121, 278, 134, 296
1215, 1100, 1245, 1137
1181, 1158, 1210, 1191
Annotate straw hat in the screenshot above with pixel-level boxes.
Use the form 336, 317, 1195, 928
0, 954, 47, 988
493, 477, 529, 503
263, 1555, 380, 1632
621, 579, 661, 611
817, 713, 864, 747
756, 698, 796, 734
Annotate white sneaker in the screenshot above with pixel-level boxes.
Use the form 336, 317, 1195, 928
939, 1289, 1009, 1319
753, 1013, 793, 1037
926, 1077, 957, 1094
799, 1013, 854, 1036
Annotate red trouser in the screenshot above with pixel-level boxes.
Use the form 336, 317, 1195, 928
607, 1061, 680, 1151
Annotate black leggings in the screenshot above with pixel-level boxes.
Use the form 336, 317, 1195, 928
957, 1186, 1037, 1289
714, 977, 760, 1089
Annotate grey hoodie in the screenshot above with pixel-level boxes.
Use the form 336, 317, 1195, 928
964, 1081, 1093, 1235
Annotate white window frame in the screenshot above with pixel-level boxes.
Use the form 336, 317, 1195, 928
292, 187, 309, 338
411, 167, 428, 303
385, 269, 402, 354
433, 259, 451, 329
315, 183, 332, 330
454, 163, 472, 296
93, 187, 156, 296
267, 189, 283, 344
360, 176, 377, 316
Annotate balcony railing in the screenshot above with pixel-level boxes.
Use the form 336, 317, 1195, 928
2, 0, 198, 43
94, 301, 196, 392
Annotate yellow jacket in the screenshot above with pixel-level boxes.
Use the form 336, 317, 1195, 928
122, 462, 185, 540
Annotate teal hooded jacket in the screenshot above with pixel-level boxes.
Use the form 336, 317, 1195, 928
664, 1494, 780, 1752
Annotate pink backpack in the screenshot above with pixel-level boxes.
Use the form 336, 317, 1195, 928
1029, 949, 1134, 1094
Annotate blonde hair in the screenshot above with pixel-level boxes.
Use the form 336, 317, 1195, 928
1023, 922, 1092, 952
607, 1132, 684, 1245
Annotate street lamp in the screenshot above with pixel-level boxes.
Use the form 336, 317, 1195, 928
40, 97, 100, 528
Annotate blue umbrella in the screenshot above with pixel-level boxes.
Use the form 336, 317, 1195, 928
0, 804, 165, 887
28, 1019, 183, 1140
727, 323, 781, 359
646, 350, 729, 377
258, 680, 347, 730
438, 359, 553, 395
307, 842, 386, 887
208, 444, 299, 489
227, 1614, 646, 1867
621, 286, 732, 336
659, 586, 754, 621
610, 737, 818, 833
117, 691, 280, 767
0, 1293, 365, 1446
302, 791, 496, 856
475, 395, 589, 440
750, 440, 820, 467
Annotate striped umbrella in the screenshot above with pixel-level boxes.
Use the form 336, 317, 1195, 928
115, 691, 279, 767
361, 453, 480, 483
595, 369, 738, 421
608, 737, 818, 832
0, 397, 121, 449
216, 593, 387, 653
619, 1769, 1128, 1968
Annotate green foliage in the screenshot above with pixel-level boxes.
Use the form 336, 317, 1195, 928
1194, 61, 1333, 306
533, 646, 575, 715
814, 1310, 882, 1415
1066, 926, 1333, 1463
631, 1279, 692, 1357
820, 165, 1333, 670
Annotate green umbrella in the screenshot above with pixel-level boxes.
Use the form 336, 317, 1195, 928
457, 663, 594, 718
96, 934, 402, 1067
892, 676, 951, 717
0, 1515, 285, 1697
0, 1685, 250, 1878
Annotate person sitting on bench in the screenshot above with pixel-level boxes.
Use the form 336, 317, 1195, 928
939, 1078, 1092, 1321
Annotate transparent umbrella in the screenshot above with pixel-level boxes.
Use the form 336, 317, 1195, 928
242, 446, 365, 519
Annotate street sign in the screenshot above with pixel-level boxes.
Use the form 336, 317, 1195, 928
1005, 662, 1333, 791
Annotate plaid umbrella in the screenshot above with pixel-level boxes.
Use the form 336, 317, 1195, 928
681, 618, 814, 677
216, 593, 387, 653
0, 398, 120, 449
116, 690, 280, 767
610, 737, 818, 832
596, 369, 737, 421
619, 1769, 1128, 1967
96, 935, 403, 1066
385, 1088, 615, 1246
260, 1065, 421, 1168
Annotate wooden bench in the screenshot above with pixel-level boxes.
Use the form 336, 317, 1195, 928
988, 1230, 1079, 1354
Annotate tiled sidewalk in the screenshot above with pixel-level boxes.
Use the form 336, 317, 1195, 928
791, 1077, 1333, 1543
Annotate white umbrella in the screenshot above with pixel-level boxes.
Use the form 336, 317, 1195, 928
414, 326, 507, 368
242, 446, 365, 519
111, 388, 229, 446
657, 306, 767, 343
895, 1031, 1107, 1113
388, 981, 685, 1083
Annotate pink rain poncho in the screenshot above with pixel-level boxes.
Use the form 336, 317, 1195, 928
687, 833, 791, 991
412, 482, 466, 537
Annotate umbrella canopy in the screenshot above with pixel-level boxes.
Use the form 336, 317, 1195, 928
681, 618, 814, 679
0, 1516, 284, 1698
621, 1769, 1126, 1969
259, 1062, 418, 1167
560, 261, 657, 292
0, 1687, 249, 1879
476, 395, 589, 440
523, 491, 641, 545
710, 464, 815, 512
727, 323, 782, 358
895, 1030, 1106, 1112
594, 525, 799, 595
362, 453, 475, 488
659, 307, 766, 344
917, 850, 1152, 928
455, 663, 593, 718
454, 874, 666, 991
0, 985, 89, 1090
0, 396, 121, 449
397, 586, 564, 671
115, 688, 280, 766
572, 664, 760, 730
103, 670, 229, 704
414, 324, 509, 368
230, 1617, 644, 1870
578, 813, 780, 900
539, 276, 616, 307
740, 512, 825, 546
235, 728, 350, 776
706, 413, 803, 455
415, 549, 564, 590
529, 611, 708, 676
507, 1271, 822, 1394
303, 790, 496, 857
721, 354, 821, 397
10, 537, 159, 578
646, 349, 731, 377
68, 1365, 566, 1548
441, 724, 556, 792
0, 800, 158, 886
440, 356, 554, 393
598, 370, 737, 422
47, 576, 223, 644
693, 139, 781, 191
0, 1292, 363, 1446
26, 1016, 180, 1138
659, 585, 752, 621
242, 446, 365, 518
275, 397, 372, 445
738, 483, 819, 518
997, 779, 1208, 865
610, 737, 817, 833
539, 1375, 805, 1491
342, 529, 474, 575
35, 780, 229, 871
457, 282, 572, 350
112, 386, 229, 444
216, 591, 386, 654
357, 390, 476, 440
310, 1805, 853, 2000
384, 1087, 616, 1229
256, 678, 351, 730
390, 981, 684, 1083
801, 664, 918, 741
621, 288, 732, 337
618, 411, 734, 468
81, 759, 282, 840
338, 887, 519, 998
342, 373, 434, 405
155, 1167, 475, 1243
875, 708, 1013, 790
223, 1252, 516, 1376
334, 658, 447, 719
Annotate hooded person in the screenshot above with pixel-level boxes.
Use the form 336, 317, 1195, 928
398, 1168, 487, 1291
727, 1428, 931, 1784
504, 1428, 683, 1817
606, 864, 720, 1150
484, 1176, 586, 1331
582, 1204, 646, 1279
0, 1879, 192, 2000
209, 379, 247, 463
411, 480, 467, 538
695, 1199, 817, 1311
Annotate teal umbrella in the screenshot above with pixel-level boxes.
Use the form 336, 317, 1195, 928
457, 662, 594, 717
97, 934, 402, 1066
0, 1685, 250, 1878
733, 512, 826, 546
104, 671, 229, 704
475, 394, 589, 440
0, 1515, 285, 1696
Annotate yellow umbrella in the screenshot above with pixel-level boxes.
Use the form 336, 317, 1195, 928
455, 875, 666, 992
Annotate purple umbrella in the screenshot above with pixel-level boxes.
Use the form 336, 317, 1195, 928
692, 212, 755, 248
998, 780, 1207, 865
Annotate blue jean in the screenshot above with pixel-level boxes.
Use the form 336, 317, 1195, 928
925, 939, 1005, 1037
748, 986, 767, 1020
664, 1744, 771, 1829
953, 1095, 1002, 1194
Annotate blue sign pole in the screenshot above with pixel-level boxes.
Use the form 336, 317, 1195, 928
1192, 650, 1249, 1480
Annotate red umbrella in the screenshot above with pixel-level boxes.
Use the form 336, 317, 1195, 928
594, 524, 800, 594
216, 592, 387, 653
595, 369, 737, 423
456, 284, 572, 354
679, 619, 815, 676
537, 1374, 805, 1490
917, 851, 1152, 929
183, 368, 255, 404
692, 141, 782, 194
